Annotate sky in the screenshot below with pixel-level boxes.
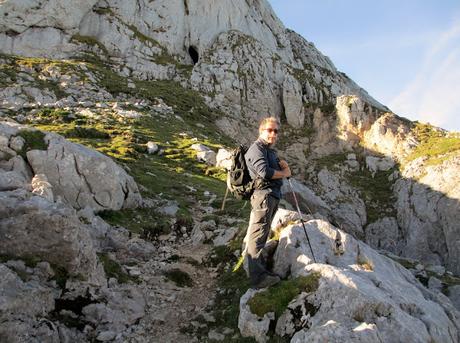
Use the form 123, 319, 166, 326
268, 0, 460, 132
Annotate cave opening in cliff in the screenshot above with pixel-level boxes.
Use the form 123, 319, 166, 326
188, 46, 199, 64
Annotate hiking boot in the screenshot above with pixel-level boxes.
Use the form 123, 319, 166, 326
253, 274, 280, 289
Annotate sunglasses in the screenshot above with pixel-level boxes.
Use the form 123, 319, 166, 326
264, 128, 279, 134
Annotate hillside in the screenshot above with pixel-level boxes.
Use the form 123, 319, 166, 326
1, 0, 460, 342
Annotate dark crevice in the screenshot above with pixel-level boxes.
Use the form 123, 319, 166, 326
5, 30, 19, 37
188, 46, 199, 64
183, 0, 189, 15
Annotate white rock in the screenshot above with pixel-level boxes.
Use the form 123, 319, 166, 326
238, 289, 274, 343
216, 148, 232, 170
264, 216, 460, 343
31, 173, 54, 202
146, 141, 159, 154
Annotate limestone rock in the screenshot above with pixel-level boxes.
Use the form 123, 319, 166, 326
216, 148, 232, 170
365, 217, 402, 254
82, 285, 146, 335
365, 155, 395, 176
395, 155, 460, 274
146, 141, 159, 154
31, 173, 53, 202
26, 130, 141, 212
238, 288, 274, 343
0, 189, 100, 279
448, 285, 460, 311
265, 217, 460, 342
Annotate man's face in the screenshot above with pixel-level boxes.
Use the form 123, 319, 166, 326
259, 121, 279, 146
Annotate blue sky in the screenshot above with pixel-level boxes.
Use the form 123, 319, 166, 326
268, 0, 460, 132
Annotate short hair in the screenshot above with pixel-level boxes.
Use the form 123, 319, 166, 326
259, 117, 280, 133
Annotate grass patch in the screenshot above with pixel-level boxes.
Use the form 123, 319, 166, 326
63, 126, 111, 139
406, 123, 460, 165
71, 34, 109, 56
98, 207, 172, 237
346, 167, 396, 223
163, 268, 194, 287
247, 272, 320, 319
314, 153, 348, 170
98, 252, 136, 284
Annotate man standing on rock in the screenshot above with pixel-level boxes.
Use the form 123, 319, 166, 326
245, 117, 291, 288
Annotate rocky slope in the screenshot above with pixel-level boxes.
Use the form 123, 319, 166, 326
1, 0, 460, 342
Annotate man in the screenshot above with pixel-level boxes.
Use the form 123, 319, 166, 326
245, 117, 291, 288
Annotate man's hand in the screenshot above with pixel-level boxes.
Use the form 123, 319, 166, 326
279, 159, 288, 170
280, 160, 291, 178
272, 159, 291, 179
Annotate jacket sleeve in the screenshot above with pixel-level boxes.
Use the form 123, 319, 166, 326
246, 144, 275, 180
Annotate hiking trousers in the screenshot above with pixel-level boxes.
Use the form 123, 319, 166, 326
246, 190, 279, 286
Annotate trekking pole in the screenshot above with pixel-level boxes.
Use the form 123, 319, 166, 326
287, 178, 317, 263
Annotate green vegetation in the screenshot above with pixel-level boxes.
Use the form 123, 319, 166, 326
16, 129, 48, 156
314, 153, 348, 170
248, 273, 320, 319
98, 252, 137, 284
346, 167, 396, 223
51, 264, 70, 289
99, 208, 172, 237
70, 34, 109, 56
163, 268, 194, 287
406, 122, 460, 165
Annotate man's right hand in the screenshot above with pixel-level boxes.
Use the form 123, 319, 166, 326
279, 160, 291, 178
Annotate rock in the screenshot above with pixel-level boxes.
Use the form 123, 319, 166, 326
208, 329, 225, 341
190, 226, 206, 246
238, 288, 274, 343
0, 264, 55, 317
212, 227, 238, 247
365, 217, 401, 254
82, 286, 146, 335
291, 320, 382, 343
448, 285, 460, 311
365, 155, 395, 176
196, 149, 217, 165
0, 189, 100, 279
394, 155, 460, 274
25, 129, 141, 212
0, 169, 28, 191
146, 141, 159, 154
280, 178, 330, 218
282, 74, 304, 128
426, 265, 446, 276
264, 216, 460, 342
275, 292, 315, 337
428, 276, 443, 293
158, 201, 179, 216
31, 173, 54, 202
216, 148, 232, 170
96, 330, 117, 341
9, 135, 25, 152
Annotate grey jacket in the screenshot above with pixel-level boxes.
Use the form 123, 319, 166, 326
245, 138, 283, 199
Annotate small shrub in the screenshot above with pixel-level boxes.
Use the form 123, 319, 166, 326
97, 253, 134, 284
63, 126, 110, 139
17, 129, 48, 156
163, 268, 193, 287
248, 272, 321, 319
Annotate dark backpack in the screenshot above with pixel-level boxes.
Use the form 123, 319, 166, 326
227, 145, 255, 200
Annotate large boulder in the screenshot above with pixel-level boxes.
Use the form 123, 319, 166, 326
0, 189, 100, 279
239, 212, 460, 342
0, 121, 142, 212
26, 131, 141, 212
